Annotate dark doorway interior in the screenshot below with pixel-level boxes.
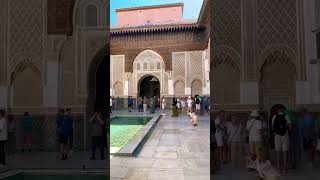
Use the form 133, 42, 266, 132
95, 57, 108, 112
139, 76, 160, 98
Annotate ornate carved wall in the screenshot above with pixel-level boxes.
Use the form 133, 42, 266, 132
8, 0, 46, 84
212, 0, 306, 109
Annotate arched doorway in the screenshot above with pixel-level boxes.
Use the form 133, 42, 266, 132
10, 64, 43, 109
259, 50, 296, 110
191, 79, 203, 97
138, 75, 160, 98
87, 46, 109, 114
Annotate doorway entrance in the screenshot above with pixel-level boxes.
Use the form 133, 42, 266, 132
139, 75, 160, 98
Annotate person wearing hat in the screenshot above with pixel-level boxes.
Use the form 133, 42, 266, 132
246, 110, 263, 161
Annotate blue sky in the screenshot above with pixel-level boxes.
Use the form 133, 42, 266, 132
110, 0, 204, 25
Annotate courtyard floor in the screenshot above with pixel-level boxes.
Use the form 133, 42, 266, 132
213, 154, 320, 180
110, 110, 210, 180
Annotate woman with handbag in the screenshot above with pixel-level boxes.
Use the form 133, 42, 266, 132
246, 110, 263, 161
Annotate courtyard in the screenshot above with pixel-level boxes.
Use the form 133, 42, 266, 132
213, 161, 320, 180
110, 111, 210, 180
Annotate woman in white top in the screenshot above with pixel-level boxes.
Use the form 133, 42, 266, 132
0, 110, 8, 166
181, 98, 186, 115
161, 96, 165, 110
246, 110, 263, 159
187, 97, 193, 116
215, 110, 226, 164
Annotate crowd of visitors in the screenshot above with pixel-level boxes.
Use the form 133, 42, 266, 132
0, 107, 108, 167
212, 106, 320, 179
109, 95, 209, 116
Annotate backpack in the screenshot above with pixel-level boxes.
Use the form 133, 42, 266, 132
273, 114, 288, 136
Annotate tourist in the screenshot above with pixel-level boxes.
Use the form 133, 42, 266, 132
227, 115, 245, 168
7, 113, 16, 157
255, 147, 280, 180
204, 96, 209, 114
285, 108, 300, 169
271, 106, 291, 175
57, 109, 71, 160
66, 108, 74, 155
200, 96, 205, 115
157, 97, 161, 110
195, 95, 201, 115
138, 97, 143, 112
215, 110, 226, 165
56, 109, 64, 159
246, 110, 263, 163
89, 111, 105, 160
187, 96, 193, 116
0, 110, 7, 167
128, 96, 133, 112
171, 97, 178, 117
161, 96, 165, 111
300, 108, 317, 167
190, 109, 198, 126
181, 98, 186, 115
143, 96, 148, 112
22, 112, 33, 152
150, 96, 155, 113
110, 96, 113, 114
177, 97, 181, 114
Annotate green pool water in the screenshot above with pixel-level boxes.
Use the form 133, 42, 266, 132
110, 116, 152, 148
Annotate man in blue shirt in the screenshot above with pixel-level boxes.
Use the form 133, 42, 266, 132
128, 96, 133, 112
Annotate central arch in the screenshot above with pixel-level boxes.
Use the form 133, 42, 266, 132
138, 75, 160, 98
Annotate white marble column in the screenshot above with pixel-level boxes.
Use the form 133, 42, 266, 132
296, 80, 311, 105
43, 60, 59, 107
168, 79, 173, 95
124, 80, 129, 96
185, 87, 191, 96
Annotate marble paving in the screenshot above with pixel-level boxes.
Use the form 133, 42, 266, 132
110, 112, 210, 180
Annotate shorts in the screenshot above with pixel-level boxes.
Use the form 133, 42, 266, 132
249, 141, 262, 156
274, 134, 289, 151
196, 104, 200, 110
215, 133, 224, 147
59, 135, 68, 144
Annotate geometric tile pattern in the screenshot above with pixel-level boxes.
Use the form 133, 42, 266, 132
212, 0, 241, 53
257, 0, 297, 54
8, 0, 44, 73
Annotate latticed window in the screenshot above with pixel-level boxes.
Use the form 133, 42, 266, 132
137, 63, 140, 70
157, 62, 161, 69
150, 63, 154, 70
143, 63, 147, 69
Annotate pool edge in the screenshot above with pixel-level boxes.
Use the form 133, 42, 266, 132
111, 114, 162, 156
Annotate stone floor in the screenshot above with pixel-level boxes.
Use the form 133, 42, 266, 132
110, 111, 210, 180
213, 156, 320, 180
6, 151, 108, 171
